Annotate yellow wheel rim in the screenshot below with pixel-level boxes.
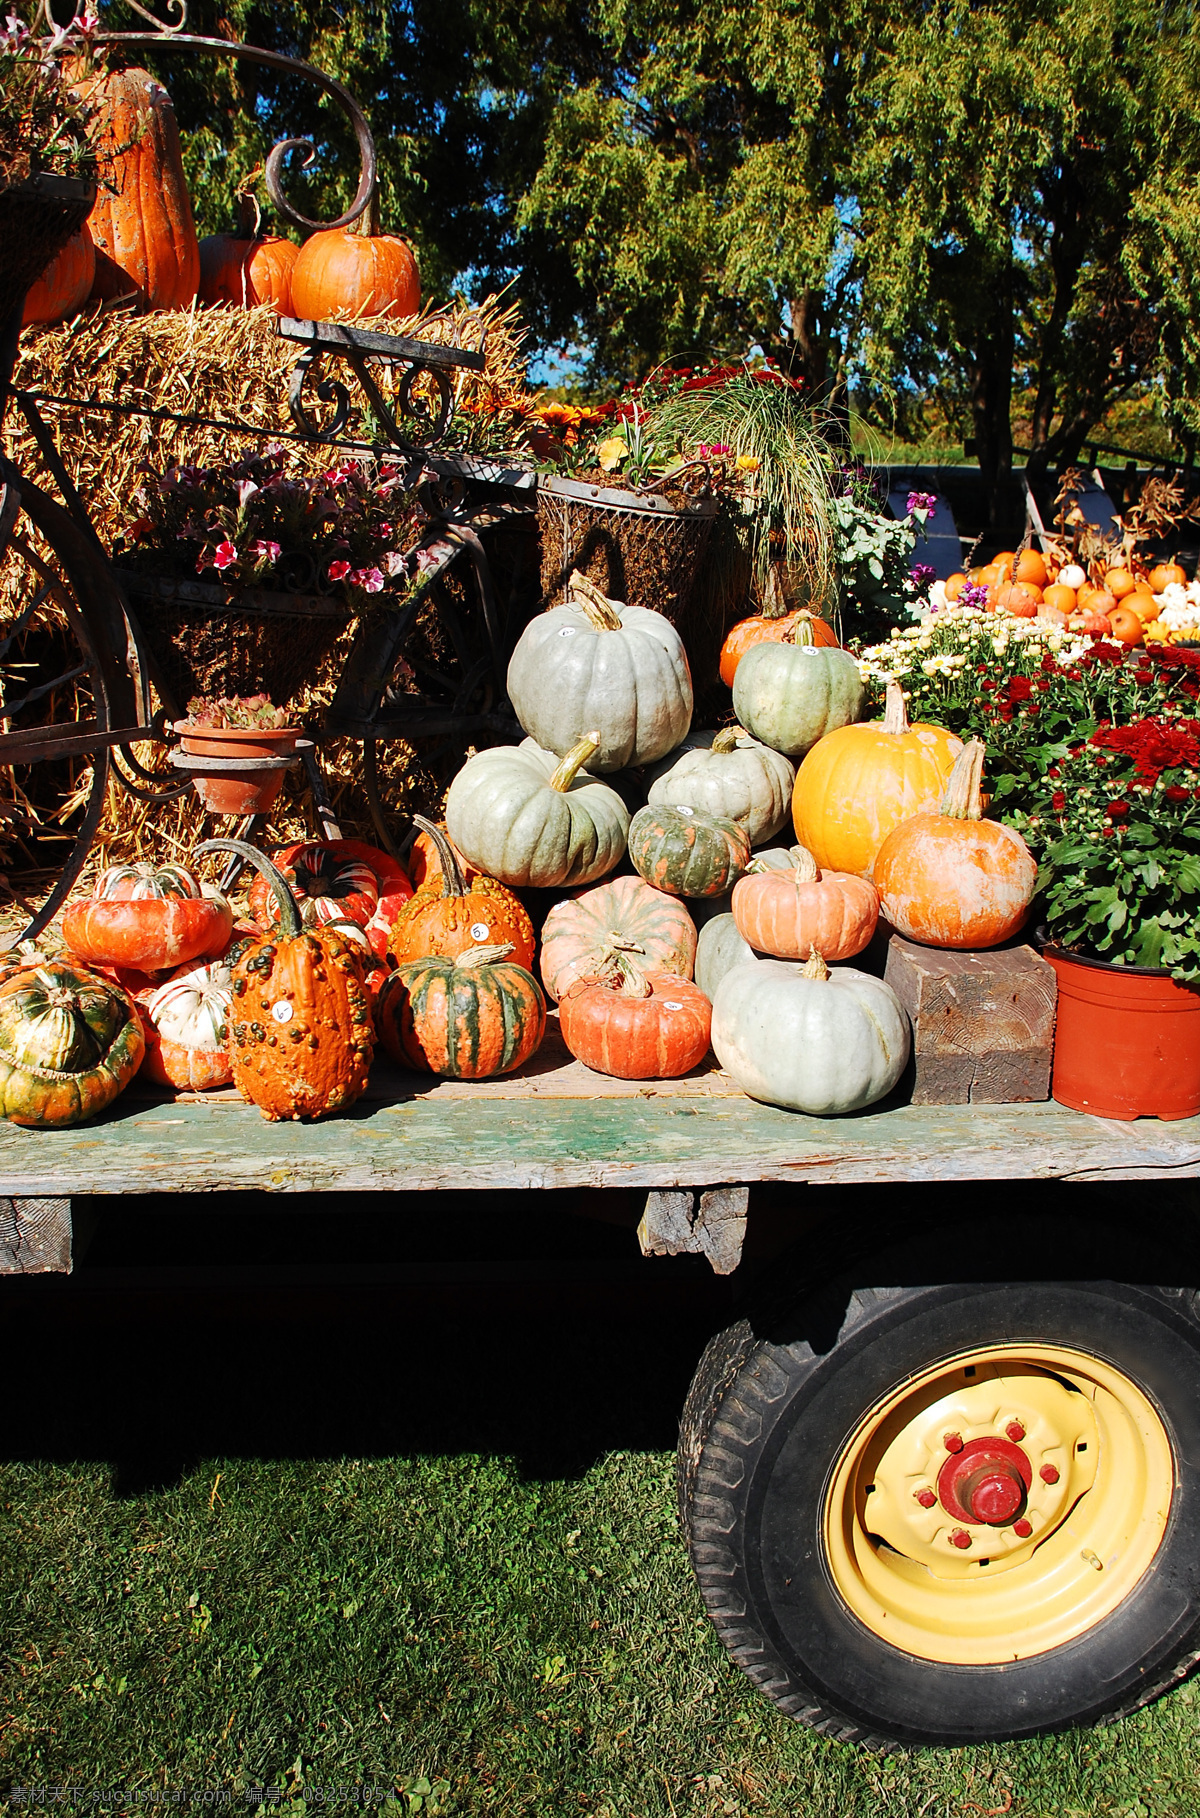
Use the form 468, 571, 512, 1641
822, 1343, 1174, 1665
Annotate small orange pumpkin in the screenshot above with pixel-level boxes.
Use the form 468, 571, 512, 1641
198, 233, 299, 314
290, 196, 420, 321
1014, 548, 1049, 588
718, 608, 839, 689
1106, 604, 1145, 647
792, 681, 963, 879
872, 740, 1037, 949
1149, 562, 1187, 592
388, 817, 535, 970
944, 573, 969, 601
23, 222, 96, 326
558, 952, 711, 1080
1042, 582, 1077, 615
730, 844, 879, 962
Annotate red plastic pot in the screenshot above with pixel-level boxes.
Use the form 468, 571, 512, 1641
175, 721, 300, 816
1044, 944, 1200, 1121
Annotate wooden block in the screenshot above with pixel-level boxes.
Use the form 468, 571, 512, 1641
883, 937, 1057, 1106
637, 1185, 750, 1274
0, 1196, 73, 1273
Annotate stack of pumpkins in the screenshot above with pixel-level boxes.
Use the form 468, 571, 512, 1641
4, 836, 413, 1127
24, 64, 420, 327
944, 548, 1190, 649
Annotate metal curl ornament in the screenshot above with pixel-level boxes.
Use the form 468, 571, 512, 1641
287, 349, 353, 442
78, 6, 378, 234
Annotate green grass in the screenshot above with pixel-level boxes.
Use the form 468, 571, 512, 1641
3, 1226, 1200, 1817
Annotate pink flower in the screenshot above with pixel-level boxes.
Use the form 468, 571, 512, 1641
384, 551, 406, 577
236, 480, 260, 506
351, 566, 385, 594
249, 539, 281, 564
328, 559, 352, 582
212, 539, 238, 571
379, 523, 394, 538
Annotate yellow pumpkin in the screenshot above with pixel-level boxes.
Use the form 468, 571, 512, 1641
791, 681, 963, 879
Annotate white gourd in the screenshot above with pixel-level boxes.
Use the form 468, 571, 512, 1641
694, 914, 759, 1000
146, 959, 234, 1052
646, 725, 795, 844
506, 572, 692, 772
711, 951, 910, 1114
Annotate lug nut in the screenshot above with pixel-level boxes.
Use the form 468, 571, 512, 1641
950, 1528, 972, 1549
1040, 1463, 1060, 1485
1005, 1420, 1026, 1442
915, 1488, 937, 1508
1012, 1518, 1033, 1538
943, 1431, 964, 1453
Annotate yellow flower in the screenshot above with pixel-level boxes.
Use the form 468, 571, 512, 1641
736, 454, 761, 472
597, 436, 629, 472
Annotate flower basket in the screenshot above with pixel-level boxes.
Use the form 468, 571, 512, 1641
173, 720, 302, 816
536, 474, 717, 660
0, 172, 94, 328
115, 570, 353, 712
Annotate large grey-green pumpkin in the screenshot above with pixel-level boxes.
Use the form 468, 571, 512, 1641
445, 734, 629, 889
646, 725, 795, 844
694, 914, 760, 1000
731, 638, 864, 758
711, 952, 910, 1114
506, 575, 692, 772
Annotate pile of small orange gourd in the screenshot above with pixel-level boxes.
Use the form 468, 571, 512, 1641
944, 550, 1189, 648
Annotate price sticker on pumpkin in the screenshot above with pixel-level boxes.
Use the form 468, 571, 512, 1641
558, 626, 577, 636
470, 922, 490, 941
676, 805, 695, 816
662, 1001, 684, 1011
271, 1000, 294, 1024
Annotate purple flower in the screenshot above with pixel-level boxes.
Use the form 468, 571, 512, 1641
907, 490, 938, 518
212, 539, 238, 572
960, 581, 991, 610
351, 566, 385, 594
911, 563, 938, 589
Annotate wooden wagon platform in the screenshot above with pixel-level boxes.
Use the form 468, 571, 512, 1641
0, 1014, 1198, 1277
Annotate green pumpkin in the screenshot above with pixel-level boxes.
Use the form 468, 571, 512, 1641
445, 734, 629, 890
627, 804, 752, 899
731, 635, 864, 758
0, 961, 145, 1127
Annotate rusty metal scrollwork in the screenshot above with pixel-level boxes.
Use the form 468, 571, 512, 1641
287, 349, 353, 442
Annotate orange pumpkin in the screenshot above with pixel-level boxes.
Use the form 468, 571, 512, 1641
83, 66, 200, 310
407, 823, 486, 892
792, 681, 963, 879
558, 954, 711, 1080
999, 581, 1041, 617
1149, 562, 1187, 592
718, 608, 839, 689
1081, 588, 1118, 618
1123, 590, 1159, 623
873, 740, 1037, 949
63, 862, 232, 972
991, 551, 1016, 582
1104, 568, 1138, 599
1042, 583, 1077, 615
944, 573, 968, 601
375, 941, 545, 1078
198, 839, 375, 1122
290, 199, 420, 321
388, 817, 535, 970
198, 233, 298, 314
1106, 605, 1145, 647
22, 222, 95, 326
1014, 548, 1049, 588
730, 845, 879, 962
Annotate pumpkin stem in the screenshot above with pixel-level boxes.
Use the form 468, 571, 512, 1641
195, 839, 304, 939
411, 815, 466, 900
802, 945, 831, 982
782, 611, 817, 649
358, 184, 380, 238
882, 679, 911, 736
549, 733, 602, 791
614, 952, 652, 998
565, 570, 623, 630
939, 739, 986, 821
711, 725, 743, 754
791, 845, 820, 884
457, 942, 514, 967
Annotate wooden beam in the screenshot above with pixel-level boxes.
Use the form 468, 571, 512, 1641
0, 1196, 72, 1272
638, 1186, 750, 1274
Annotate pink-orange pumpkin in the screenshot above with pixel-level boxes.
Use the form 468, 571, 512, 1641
63, 863, 232, 972
539, 875, 697, 1003
872, 739, 1037, 948
558, 954, 711, 1079
731, 846, 879, 961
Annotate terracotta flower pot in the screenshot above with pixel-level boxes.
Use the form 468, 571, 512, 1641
175, 721, 301, 816
1044, 944, 1200, 1121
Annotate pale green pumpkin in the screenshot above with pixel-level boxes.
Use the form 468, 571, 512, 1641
731, 636, 864, 758
646, 725, 795, 844
694, 914, 759, 1001
445, 733, 629, 890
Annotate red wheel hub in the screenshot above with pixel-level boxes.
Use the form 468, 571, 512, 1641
937, 1436, 1032, 1526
